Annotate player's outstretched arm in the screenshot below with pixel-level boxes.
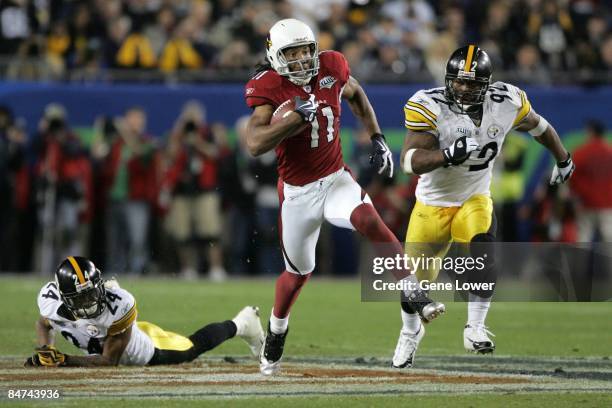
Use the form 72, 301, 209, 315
35, 316, 54, 347
515, 110, 574, 185
246, 104, 308, 156
63, 326, 132, 367
343, 76, 395, 177
400, 130, 444, 175
401, 130, 480, 175
342, 76, 381, 136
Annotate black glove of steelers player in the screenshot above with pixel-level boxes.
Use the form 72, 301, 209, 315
442, 136, 480, 166
25, 345, 66, 367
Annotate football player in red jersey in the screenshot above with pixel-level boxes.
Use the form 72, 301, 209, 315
244, 19, 445, 375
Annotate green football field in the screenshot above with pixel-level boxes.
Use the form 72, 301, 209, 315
1, 276, 611, 407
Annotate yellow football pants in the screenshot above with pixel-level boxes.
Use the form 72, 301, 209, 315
405, 194, 494, 282
137, 321, 194, 351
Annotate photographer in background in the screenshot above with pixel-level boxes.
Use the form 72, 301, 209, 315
0, 106, 28, 272
33, 104, 92, 274
99, 107, 160, 275
161, 101, 227, 281
570, 120, 612, 243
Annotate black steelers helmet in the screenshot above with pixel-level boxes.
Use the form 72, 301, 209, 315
445, 45, 492, 112
55, 256, 106, 319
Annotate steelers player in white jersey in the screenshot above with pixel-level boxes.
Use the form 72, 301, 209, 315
392, 45, 575, 368
26, 256, 264, 367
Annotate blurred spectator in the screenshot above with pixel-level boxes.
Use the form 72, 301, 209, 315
99, 107, 159, 275
249, 137, 282, 276
599, 35, 612, 75
33, 104, 93, 274
115, 21, 157, 69
217, 39, 253, 70
341, 40, 376, 79
511, 43, 550, 84
526, 181, 577, 243
145, 5, 176, 56
423, 6, 463, 83
0, 0, 37, 55
380, 0, 436, 49
218, 116, 257, 276
491, 133, 529, 241
46, 20, 70, 77
480, 1, 522, 68
0, 106, 27, 272
159, 18, 204, 73
319, 3, 352, 49
67, 3, 98, 69
369, 176, 415, 240
104, 17, 131, 69
288, 0, 348, 27
570, 120, 612, 242
161, 101, 227, 281
575, 15, 608, 70
526, 0, 575, 70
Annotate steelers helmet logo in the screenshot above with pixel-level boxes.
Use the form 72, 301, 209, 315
86, 325, 100, 337
487, 124, 502, 139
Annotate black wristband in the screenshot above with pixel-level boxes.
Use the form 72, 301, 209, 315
370, 133, 385, 141
293, 109, 308, 122
558, 152, 572, 168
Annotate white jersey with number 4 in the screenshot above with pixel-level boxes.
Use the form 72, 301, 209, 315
37, 281, 155, 365
404, 81, 531, 207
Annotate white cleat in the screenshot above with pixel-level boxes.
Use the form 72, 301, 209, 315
232, 306, 265, 358
392, 323, 425, 368
464, 324, 496, 354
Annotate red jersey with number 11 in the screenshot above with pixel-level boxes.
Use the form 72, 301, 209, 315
245, 51, 350, 186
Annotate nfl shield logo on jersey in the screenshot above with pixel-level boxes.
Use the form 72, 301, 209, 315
487, 124, 502, 139
319, 76, 337, 89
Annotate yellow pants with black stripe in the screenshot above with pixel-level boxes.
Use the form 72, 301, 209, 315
142, 319, 237, 366
405, 194, 495, 282
138, 321, 194, 351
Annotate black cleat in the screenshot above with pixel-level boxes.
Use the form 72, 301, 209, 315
406, 289, 446, 323
259, 325, 288, 375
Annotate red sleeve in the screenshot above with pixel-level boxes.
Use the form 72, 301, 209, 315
244, 70, 282, 109
162, 149, 187, 192
319, 50, 350, 84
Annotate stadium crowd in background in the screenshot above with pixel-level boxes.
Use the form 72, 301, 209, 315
0, 0, 610, 83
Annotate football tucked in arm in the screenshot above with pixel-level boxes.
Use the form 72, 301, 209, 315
269, 99, 296, 125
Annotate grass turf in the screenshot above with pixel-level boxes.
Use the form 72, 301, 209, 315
4, 394, 612, 408
1, 276, 611, 407
1, 276, 610, 358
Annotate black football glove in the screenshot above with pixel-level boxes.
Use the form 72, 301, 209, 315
24, 355, 40, 367
550, 153, 575, 185
293, 94, 318, 123
369, 133, 394, 177
442, 136, 480, 166
31, 345, 66, 367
